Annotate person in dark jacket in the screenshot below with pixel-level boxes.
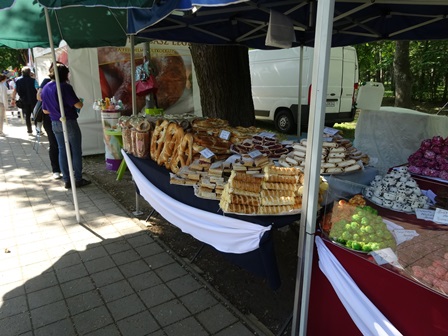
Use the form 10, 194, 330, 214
12, 67, 37, 134
37, 63, 62, 179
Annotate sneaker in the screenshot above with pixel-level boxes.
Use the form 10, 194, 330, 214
76, 178, 91, 188
64, 181, 71, 189
52, 172, 62, 179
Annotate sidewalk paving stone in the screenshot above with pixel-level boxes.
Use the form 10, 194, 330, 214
0, 113, 264, 335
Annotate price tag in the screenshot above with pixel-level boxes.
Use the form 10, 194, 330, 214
415, 208, 436, 221
281, 140, 294, 145
422, 189, 437, 204
392, 229, 419, 245
200, 148, 215, 159
219, 130, 231, 140
248, 150, 262, 158
370, 248, 402, 269
323, 127, 339, 135
225, 154, 241, 164
257, 131, 276, 139
433, 208, 448, 225
322, 137, 333, 142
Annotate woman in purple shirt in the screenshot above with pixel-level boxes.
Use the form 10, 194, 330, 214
41, 63, 90, 189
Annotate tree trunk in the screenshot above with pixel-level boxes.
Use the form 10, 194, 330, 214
443, 73, 448, 102
394, 41, 412, 108
190, 44, 255, 127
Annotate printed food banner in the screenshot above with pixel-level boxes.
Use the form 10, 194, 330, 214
97, 41, 194, 116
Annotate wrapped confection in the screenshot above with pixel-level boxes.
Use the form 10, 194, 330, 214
133, 119, 154, 159
408, 135, 448, 181
118, 116, 132, 153
128, 116, 145, 156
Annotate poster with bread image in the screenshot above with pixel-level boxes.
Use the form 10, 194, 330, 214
97, 41, 193, 116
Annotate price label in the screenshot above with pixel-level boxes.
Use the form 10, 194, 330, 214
281, 140, 294, 145
248, 150, 263, 158
200, 148, 215, 159
258, 131, 276, 139
323, 127, 339, 135
433, 208, 448, 225
219, 130, 231, 140
392, 229, 419, 245
322, 137, 333, 142
415, 208, 436, 221
370, 248, 402, 269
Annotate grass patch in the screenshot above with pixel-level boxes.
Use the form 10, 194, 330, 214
333, 110, 359, 140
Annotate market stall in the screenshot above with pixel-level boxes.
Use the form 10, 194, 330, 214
354, 107, 448, 172
311, 170, 448, 335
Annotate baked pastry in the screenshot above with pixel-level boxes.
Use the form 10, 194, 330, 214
260, 196, 295, 206
262, 182, 298, 191
150, 119, 169, 162
264, 165, 301, 176
220, 201, 258, 214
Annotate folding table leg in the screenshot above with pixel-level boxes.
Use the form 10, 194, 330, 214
190, 243, 205, 263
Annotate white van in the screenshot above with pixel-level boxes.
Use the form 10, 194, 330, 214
249, 46, 359, 133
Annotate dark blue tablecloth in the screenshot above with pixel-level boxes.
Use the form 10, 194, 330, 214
127, 154, 302, 289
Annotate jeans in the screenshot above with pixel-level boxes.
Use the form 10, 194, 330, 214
52, 119, 83, 183
43, 114, 60, 174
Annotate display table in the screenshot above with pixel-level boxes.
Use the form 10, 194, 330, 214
122, 151, 303, 289
354, 107, 448, 173
308, 177, 448, 335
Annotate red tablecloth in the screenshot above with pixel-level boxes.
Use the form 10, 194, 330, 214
307, 176, 448, 335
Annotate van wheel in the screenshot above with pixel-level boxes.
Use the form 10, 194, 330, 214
275, 110, 295, 134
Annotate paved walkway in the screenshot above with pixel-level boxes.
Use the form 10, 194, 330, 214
0, 111, 266, 336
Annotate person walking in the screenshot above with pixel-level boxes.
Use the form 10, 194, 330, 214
37, 64, 61, 179
41, 63, 90, 189
0, 74, 8, 136
11, 67, 37, 135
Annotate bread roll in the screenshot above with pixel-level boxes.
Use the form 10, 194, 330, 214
344, 164, 362, 172
325, 167, 344, 174
337, 159, 357, 168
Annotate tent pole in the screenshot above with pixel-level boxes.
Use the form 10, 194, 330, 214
291, 0, 335, 334
130, 35, 137, 116
296, 45, 304, 138
44, 8, 81, 224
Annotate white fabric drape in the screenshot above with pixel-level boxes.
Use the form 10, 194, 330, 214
354, 107, 448, 173
123, 151, 271, 254
315, 236, 402, 336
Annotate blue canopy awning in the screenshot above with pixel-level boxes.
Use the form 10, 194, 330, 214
128, 0, 448, 48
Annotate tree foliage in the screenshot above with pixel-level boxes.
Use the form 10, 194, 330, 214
355, 40, 448, 103
0, 48, 26, 72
